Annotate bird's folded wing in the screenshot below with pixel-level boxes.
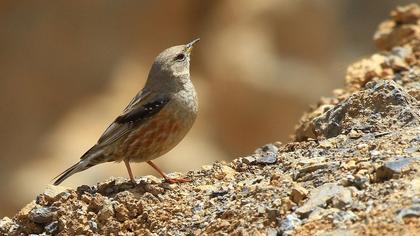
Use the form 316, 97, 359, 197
94, 90, 170, 147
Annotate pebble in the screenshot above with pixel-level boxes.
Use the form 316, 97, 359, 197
267, 228, 278, 236
0, 217, 17, 233
331, 210, 358, 225
404, 146, 418, 153
42, 185, 69, 202
395, 204, 420, 223
298, 163, 329, 175
97, 201, 115, 222
242, 156, 256, 165
278, 214, 301, 233
290, 185, 309, 204
266, 208, 280, 222
316, 229, 355, 236
331, 188, 353, 209
77, 185, 96, 194
319, 139, 334, 148
44, 221, 59, 234
255, 144, 278, 165
201, 165, 213, 171
88, 220, 98, 232
376, 157, 418, 181
308, 207, 339, 221
29, 207, 55, 224
255, 153, 277, 165
296, 183, 352, 217
219, 165, 236, 180
210, 189, 229, 198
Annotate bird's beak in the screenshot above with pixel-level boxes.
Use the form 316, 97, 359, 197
186, 38, 200, 54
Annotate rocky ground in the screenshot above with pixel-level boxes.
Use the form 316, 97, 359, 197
1, 4, 420, 236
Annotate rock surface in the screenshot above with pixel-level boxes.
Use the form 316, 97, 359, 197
1, 4, 420, 236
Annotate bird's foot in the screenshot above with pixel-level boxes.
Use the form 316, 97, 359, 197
164, 177, 192, 184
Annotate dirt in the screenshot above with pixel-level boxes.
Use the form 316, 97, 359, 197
1, 3, 420, 236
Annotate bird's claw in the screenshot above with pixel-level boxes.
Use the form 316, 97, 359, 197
164, 177, 192, 184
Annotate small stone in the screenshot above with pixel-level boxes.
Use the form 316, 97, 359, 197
348, 130, 362, 139
0, 217, 17, 234
242, 156, 256, 165
97, 179, 117, 195
144, 175, 162, 184
219, 219, 230, 228
370, 150, 381, 157
266, 208, 280, 222
255, 153, 277, 165
331, 189, 353, 210
192, 202, 204, 214
297, 163, 329, 178
220, 165, 236, 180
331, 210, 358, 225
270, 173, 284, 187
97, 201, 114, 222
114, 202, 129, 222
257, 206, 265, 215
342, 160, 357, 170
411, 177, 420, 194
376, 158, 418, 181
76, 185, 95, 194
391, 46, 412, 59
280, 198, 295, 215
44, 221, 59, 234
319, 139, 333, 148
308, 207, 340, 221
316, 229, 355, 236
81, 193, 92, 204
296, 183, 351, 218
278, 214, 301, 233
88, 220, 98, 232
395, 204, 420, 223
351, 174, 370, 189
267, 228, 278, 236
391, 4, 420, 23
210, 189, 229, 198
88, 194, 107, 213
195, 184, 214, 192
404, 146, 418, 154
42, 185, 69, 203
201, 165, 213, 171
386, 56, 409, 71
255, 144, 278, 165
290, 185, 309, 204
29, 207, 55, 224
357, 143, 369, 151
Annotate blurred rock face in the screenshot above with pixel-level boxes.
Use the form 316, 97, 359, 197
0, 0, 413, 216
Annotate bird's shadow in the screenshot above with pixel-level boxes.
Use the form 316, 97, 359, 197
76, 177, 171, 201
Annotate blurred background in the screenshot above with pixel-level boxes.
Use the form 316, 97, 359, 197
0, 0, 414, 216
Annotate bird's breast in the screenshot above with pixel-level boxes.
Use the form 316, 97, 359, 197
120, 91, 197, 162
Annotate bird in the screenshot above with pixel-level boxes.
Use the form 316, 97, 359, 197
53, 39, 200, 185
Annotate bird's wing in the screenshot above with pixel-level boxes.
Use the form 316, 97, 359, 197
95, 90, 170, 147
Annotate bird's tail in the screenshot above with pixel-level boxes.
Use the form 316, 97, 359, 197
52, 146, 105, 185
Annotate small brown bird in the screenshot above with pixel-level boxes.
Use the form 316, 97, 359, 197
53, 39, 200, 185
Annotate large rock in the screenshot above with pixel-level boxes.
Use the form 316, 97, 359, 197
312, 80, 420, 139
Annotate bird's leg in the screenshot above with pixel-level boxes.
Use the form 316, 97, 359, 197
124, 159, 136, 184
147, 161, 191, 183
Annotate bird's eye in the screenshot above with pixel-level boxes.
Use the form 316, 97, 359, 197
174, 53, 186, 61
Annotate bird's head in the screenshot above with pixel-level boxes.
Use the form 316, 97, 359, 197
146, 39, 200, 90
